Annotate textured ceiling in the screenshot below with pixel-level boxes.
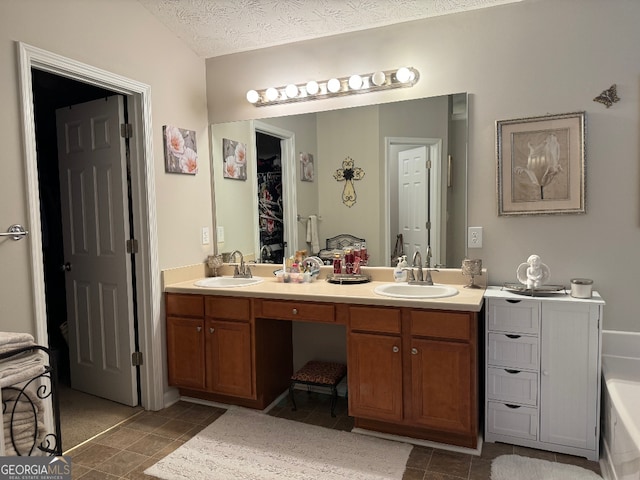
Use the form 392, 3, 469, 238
137, 0, 522, 58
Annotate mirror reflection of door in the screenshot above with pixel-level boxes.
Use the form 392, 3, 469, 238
256, 132, 284, 264
398, 146, 429, 260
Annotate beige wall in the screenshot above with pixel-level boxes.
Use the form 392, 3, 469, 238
207, 0, 640, 332
0, 0, 211, 334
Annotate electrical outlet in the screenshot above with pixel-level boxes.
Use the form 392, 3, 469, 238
468, 226, 483, 248
202, 227, 210, 245
216, 225, 224, 243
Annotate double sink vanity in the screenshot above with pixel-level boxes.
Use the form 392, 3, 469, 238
163, 263, 485, 450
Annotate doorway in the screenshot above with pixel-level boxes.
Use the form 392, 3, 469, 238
256, 131, 284, 264
17, 42, 163, 413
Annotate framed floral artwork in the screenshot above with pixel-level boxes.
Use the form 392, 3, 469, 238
163, 125, 197, 174
223, 138, 247, 180
300, 152, 314, 182
496, 111, 586, 216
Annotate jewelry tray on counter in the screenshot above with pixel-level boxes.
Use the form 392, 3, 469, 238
326, 273, 371, 284
502, 282, 568, 297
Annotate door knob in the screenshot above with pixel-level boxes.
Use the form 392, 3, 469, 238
61, 262, 72, 272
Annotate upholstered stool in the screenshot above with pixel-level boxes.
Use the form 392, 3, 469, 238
289, 360, 347, 417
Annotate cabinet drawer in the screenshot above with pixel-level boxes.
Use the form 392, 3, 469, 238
260, 300, 335, 323
410, 310, 472, 341
349, 306, 401, 334
487, 333, 539, 370
487, 298, 539, 334
487, 367, 537, 406
205, 296, 251, 321
166, 293, 204, 317
487, 401, 538, 440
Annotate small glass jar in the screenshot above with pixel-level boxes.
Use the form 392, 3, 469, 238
344, 247, 355, 274
332, 254, 342, 274
360, 241, 368, 265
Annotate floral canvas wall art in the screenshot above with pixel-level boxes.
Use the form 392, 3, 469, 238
223, 138, 247, 180
163, 125, 198, 174
300, 152, 314, 182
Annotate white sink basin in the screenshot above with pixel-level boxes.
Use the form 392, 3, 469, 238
194, 276, 264, 288
373, 283, 458, 299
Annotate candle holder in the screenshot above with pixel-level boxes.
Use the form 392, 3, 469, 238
462, 258, 483, 289
207, 254, 224, 277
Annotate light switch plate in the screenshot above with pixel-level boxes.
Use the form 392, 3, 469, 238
202, 227, 210, 245
468, 226, 483, 248
216, 225, 225, 243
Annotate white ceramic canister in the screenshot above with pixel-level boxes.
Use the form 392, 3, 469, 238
570, 278, 593, 298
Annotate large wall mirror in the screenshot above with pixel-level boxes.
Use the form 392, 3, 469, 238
210, 92, 468, 268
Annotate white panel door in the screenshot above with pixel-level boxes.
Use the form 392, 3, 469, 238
539, 303, 599, 450
398, 146, 428, 261
56, 96, 137, 406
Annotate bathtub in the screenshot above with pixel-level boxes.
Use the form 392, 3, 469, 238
601, 330, 640, 480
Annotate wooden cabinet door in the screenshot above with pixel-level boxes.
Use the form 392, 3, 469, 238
166, 316, 205, 389
539, 303, 599, 450
348, 332, 403, 422
410, 337, 473, 434
205, 319, 254, 399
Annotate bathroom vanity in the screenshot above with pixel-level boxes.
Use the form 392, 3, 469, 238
164, 266, 485, 449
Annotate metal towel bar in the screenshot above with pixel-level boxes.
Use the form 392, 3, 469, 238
1, 224, 29, 240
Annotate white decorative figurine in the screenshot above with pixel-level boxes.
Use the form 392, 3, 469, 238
516, 254, 551, 289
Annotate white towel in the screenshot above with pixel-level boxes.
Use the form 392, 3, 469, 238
306, 215, 320, 254
0, 332, 35, 354
0, 350, 46, 388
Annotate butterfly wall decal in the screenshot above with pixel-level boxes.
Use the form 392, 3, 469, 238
593, 84, 620, 108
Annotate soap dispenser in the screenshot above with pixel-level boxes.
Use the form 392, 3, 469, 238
393, 255, 408, 282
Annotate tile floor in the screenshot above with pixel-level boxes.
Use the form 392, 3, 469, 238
65, 391, 602, 480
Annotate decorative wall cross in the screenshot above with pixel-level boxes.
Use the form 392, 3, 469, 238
333, 156, 365, 207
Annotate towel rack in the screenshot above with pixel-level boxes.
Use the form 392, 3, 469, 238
297, 214, 322, 222
0, 224, 29, 241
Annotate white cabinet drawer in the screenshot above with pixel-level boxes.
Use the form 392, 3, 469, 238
487, 333, 539, 370
487, 298, 539, 334
487, 401, 538, 441
487, 367, 537, 406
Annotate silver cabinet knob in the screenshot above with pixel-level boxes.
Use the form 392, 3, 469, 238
411, 348, 418, 355
392, 346, 400, 353
209, 327, 214, 334
196, 326, 202, 332
292, 308, 298, 315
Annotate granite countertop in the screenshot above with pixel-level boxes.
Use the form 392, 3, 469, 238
163, 264, 486, 312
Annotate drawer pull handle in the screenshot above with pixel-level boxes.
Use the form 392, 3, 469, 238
411, 348, 418, 355
505, 404, 521, 409
505, 369, 520, 374
506, 334, 521, 339
292, 308, 298, 315
506, 299, 522, 304
209, 327, 215, 334
196, 326, 202, 332
392, 346, 400, 353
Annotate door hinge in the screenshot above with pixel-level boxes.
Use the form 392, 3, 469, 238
426, 221, 431, 230
126, 239, 139, 254
120, 123, 133, 138
132, 351, 143, 366
426, 159, 432, 169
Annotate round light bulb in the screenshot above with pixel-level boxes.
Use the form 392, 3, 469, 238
285, 84, 298, 98
348, 74, 363, 90
265, 87, 279, 101
371, 71, 386, 86
327, 78, 341, 93
396, 67, 411, 83
246, 90, 260, 103
306, 80, 319, 95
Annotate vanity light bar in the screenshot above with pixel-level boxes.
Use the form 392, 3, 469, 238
246, 67, 419, 107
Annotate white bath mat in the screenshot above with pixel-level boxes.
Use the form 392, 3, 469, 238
145, 407, 412, 480
491, 454, 602, 480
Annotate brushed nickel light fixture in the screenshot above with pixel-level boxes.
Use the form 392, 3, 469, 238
246, 67, 419, 106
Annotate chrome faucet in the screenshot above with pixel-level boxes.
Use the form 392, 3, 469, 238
411, 250, 423, 282
259, 245, 273, 263
230, 250, 252, 278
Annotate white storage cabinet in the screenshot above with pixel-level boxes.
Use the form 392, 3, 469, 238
484, 287, 604, 461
